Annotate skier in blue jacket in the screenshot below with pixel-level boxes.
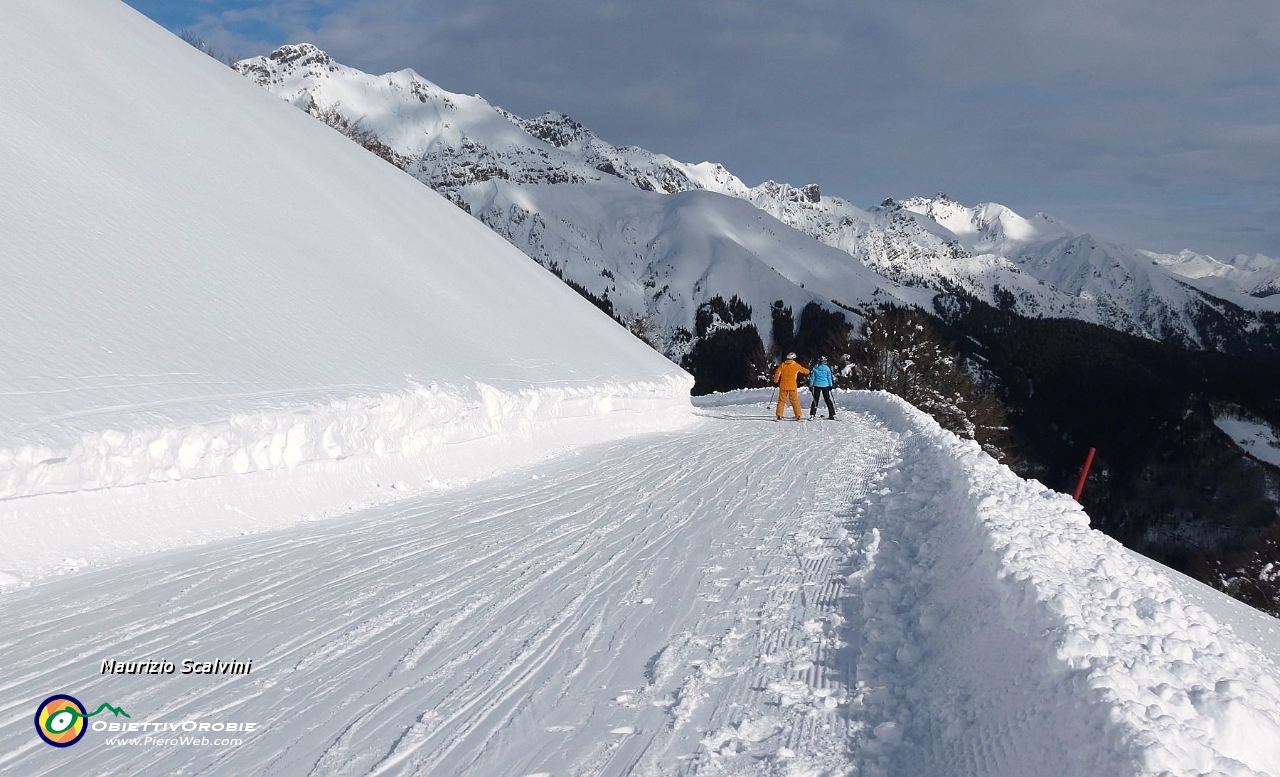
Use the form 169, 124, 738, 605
809, 355, 836, 419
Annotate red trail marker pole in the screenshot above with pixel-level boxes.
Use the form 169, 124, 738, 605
1073, 447, 1097, 501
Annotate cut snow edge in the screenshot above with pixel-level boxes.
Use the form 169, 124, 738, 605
0, 376, 694, 585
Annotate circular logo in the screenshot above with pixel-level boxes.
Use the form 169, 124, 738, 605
35, 694, 87, 747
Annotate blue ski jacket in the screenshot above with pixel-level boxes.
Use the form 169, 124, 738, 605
809, 363, 834, 388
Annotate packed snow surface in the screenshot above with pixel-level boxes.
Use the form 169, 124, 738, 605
2, 393, 1278, 776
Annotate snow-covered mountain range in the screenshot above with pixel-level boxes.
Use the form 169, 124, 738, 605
236, 44, 1280, 357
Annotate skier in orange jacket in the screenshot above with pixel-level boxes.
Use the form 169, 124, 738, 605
772, 352, 810, 421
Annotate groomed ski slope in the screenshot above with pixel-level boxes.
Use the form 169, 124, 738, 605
2, 392, 1278, 777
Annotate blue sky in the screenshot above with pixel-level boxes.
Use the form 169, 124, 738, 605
123, 0, 1280, 260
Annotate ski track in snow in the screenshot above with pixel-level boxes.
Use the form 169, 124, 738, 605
0, 402, 894, 776
2, 397, 1278, 776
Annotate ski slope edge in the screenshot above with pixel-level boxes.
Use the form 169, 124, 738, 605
847, 390, 1280, 776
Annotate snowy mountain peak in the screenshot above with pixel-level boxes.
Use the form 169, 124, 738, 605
233, 47, 752, 199
236, 43, 336, 85
899, 194, 1077, 255
268, 42, 330, 65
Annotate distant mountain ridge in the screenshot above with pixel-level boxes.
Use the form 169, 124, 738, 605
1143, 248, 1280, 303
234, 44, 1279, 357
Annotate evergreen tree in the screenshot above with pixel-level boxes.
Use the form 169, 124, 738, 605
852, 307, 1014, 462
770, 301, 795, 359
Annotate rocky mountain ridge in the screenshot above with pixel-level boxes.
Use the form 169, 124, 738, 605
234, 44, 1279, 357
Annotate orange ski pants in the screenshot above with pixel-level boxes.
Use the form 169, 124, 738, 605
776, 389, 802, 419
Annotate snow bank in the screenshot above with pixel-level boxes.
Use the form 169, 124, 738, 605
849, 391, 1280, 776
1, 377, 688, 500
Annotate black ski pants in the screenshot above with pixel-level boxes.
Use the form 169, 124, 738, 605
810, 386, 835, 418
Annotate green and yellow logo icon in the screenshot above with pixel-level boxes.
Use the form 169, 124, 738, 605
34, 694, 129, 747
